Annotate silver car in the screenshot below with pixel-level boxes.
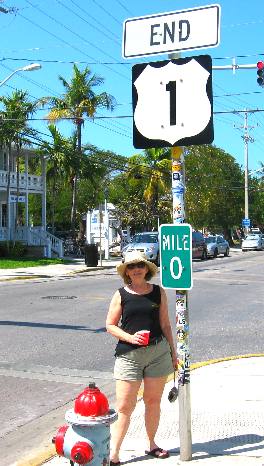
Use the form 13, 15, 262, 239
241, 234, 264, 251
122, 232, 159, 265
204, 235, 230, 258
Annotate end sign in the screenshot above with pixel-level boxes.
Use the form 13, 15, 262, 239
159, 223, 193, 290
123, 4, 221, 59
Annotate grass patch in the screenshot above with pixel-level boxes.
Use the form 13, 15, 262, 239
0, 258, 69, 269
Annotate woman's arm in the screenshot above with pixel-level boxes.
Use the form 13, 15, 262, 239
159, 287, 178, 369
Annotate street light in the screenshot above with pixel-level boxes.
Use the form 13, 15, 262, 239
0, 63, 42, 87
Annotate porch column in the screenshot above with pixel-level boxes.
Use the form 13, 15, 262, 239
41, 156, 47, 231
86, 210, 92, 243
25, 154, 29, 227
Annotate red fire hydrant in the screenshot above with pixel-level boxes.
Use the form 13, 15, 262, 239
53, 383, 117, 465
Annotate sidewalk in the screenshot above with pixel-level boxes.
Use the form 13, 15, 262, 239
37, 356, 264, 466
0, 247, 241, 282
0, 257, 121, 282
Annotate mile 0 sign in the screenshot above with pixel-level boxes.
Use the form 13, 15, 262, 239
159, 223, 193, 290
132, 55, 213, 149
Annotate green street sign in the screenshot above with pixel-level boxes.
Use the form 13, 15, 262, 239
159, 223, 193, 290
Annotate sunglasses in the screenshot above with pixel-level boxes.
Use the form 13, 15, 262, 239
126, 261, 146, 270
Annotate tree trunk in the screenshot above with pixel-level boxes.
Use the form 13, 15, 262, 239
71, 122, 81, 237
223, 227, 234, 246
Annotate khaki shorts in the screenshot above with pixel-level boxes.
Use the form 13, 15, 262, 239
114, 338, 173, 381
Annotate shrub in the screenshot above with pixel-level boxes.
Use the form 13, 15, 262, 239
0, 241, 27, 258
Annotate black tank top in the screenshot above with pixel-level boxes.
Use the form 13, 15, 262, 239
115, 284, 163, 357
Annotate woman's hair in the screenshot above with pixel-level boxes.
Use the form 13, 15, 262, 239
124, 266, 152, 284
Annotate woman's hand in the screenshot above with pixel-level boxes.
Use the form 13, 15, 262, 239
130, 331, 147, 345
171, 349, 178, 371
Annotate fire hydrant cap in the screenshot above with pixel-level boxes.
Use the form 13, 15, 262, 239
71, 441, 94, 464
74, 383, 109, 417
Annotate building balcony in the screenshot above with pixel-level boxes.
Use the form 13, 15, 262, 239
0, 170, 44, 193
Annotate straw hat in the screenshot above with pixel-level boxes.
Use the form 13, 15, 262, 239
117, 250, 158, 282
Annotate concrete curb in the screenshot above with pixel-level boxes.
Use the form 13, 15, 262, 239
14, 353, 264, 466
0, 264, 117, 282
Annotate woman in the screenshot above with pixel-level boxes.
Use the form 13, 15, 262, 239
106, 250, 177, 464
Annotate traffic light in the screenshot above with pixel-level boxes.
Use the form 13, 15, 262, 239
257, 61, 264, 86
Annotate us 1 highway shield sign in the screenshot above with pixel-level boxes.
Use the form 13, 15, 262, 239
132, 55, 213, 148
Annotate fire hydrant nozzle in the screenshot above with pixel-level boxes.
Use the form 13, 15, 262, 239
71, 441, 93, 464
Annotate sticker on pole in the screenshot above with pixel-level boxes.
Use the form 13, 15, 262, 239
159, 223, 193, 290
132, 55, 213, 148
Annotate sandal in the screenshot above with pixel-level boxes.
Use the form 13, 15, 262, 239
145, 447, 169, 459
110, 461, 121, 466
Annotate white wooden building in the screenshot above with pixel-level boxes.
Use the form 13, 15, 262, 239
0, 146, 63, 257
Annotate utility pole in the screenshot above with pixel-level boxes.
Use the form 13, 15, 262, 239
237, 111, 254, 234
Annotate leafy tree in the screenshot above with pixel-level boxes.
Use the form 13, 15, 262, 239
43, 64, 116, 234
110, 148, 171, 231
185, 145, 244, 240
247, 163, 264, 228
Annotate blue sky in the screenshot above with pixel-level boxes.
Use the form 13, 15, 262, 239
0, 0, 263, 171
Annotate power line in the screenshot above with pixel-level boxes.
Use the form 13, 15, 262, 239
89, 0, 122, 26
66, 0, 120, 42
0, 56, 129, 65
1, 108, 264, 122
54, 0, 120, 48
114, 0, 135, 16
18, 10, 129, 82
24, 0, 127, 73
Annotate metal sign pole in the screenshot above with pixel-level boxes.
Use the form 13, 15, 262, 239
168, 45, 192, 460
171, 146, 192, 461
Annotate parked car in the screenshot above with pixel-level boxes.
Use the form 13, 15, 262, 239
122, 231, 159, 265
204, 235, 230, 258
241, 234, 264, 251
192, 230, 207, 260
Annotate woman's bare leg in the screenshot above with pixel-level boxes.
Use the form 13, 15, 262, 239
110, 379, 141, 463
143, 376, 167, 453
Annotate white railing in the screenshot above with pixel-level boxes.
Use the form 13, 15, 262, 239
0, 227, 8, 241
0, 170, 43, 192
27, 227, 64, 258
0, 226, 64, 258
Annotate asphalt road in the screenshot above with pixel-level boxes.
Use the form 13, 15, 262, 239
0, 250, 263, 465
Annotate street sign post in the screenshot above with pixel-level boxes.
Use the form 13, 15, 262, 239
123, 4, 221, 59
159, 223, 193, 290
123, 4, 221, 462
132, 55, 213, 148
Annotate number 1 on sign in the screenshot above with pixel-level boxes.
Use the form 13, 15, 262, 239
166, 81, 176, 126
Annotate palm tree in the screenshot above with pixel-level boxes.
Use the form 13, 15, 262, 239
126, 148, 171, 228
0, 90, 39, 241
43, 64, 116, 235
38, 124, 76, 234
